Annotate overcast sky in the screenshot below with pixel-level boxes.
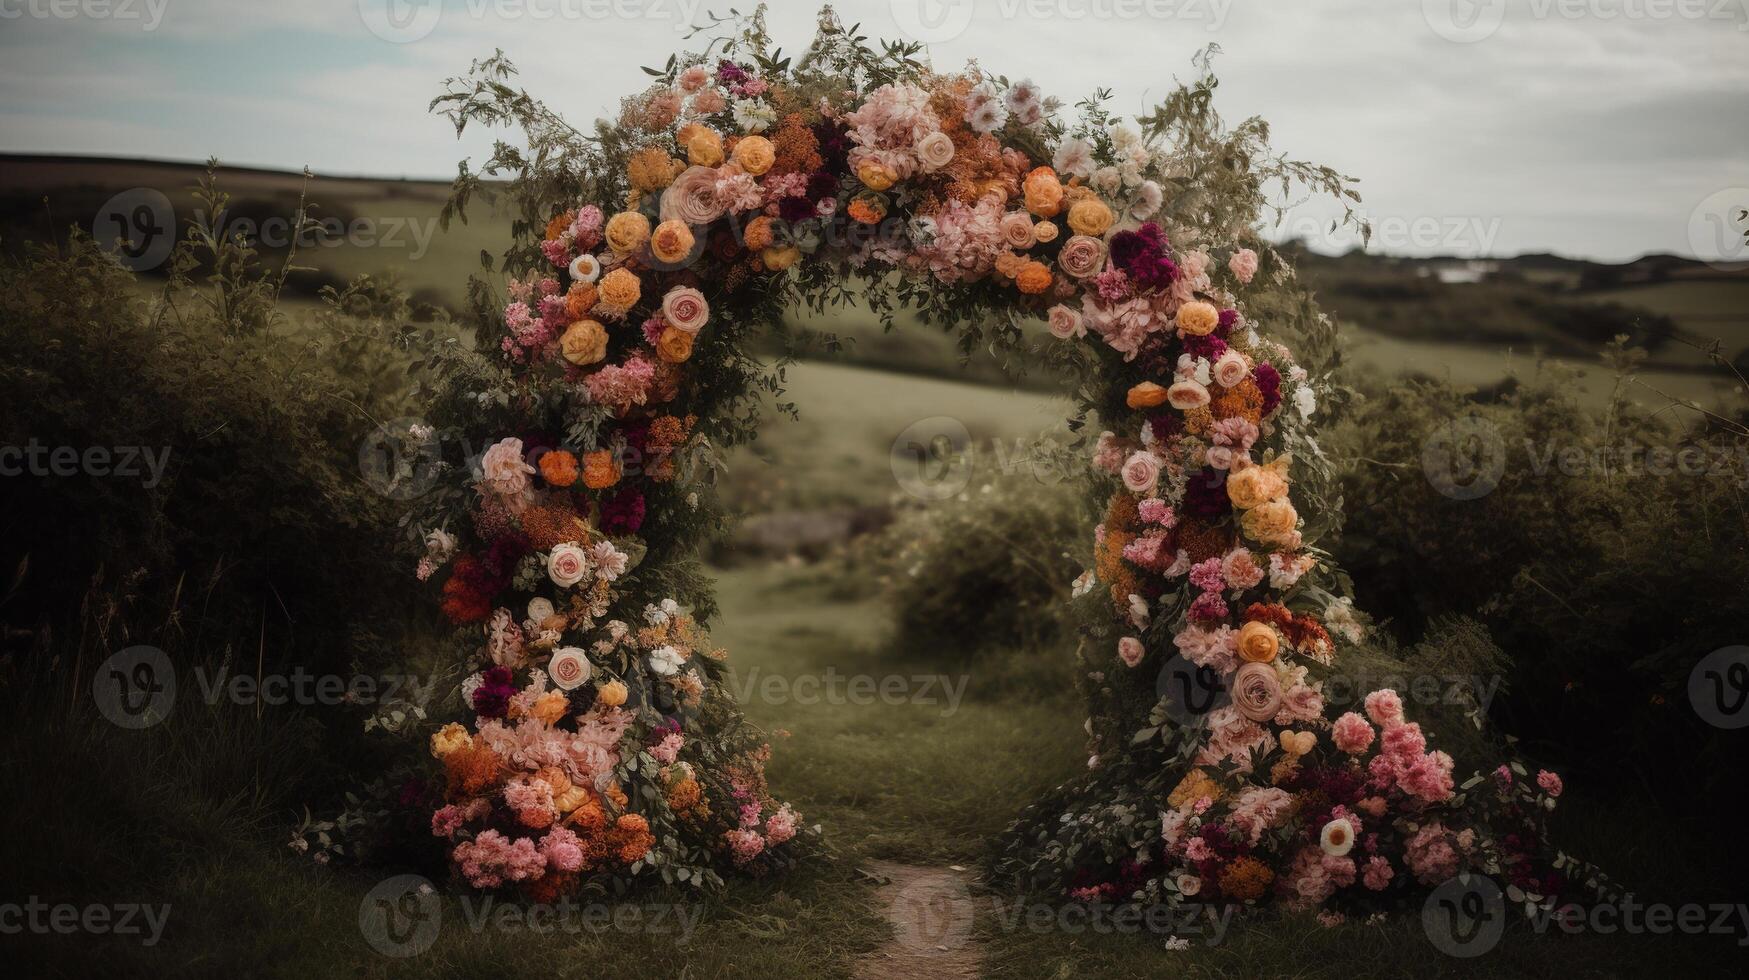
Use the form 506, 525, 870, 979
2, 0, 1745, 261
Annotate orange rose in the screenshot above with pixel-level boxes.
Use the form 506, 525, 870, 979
598, 267, 642, 308
582, 450, 620, 490
856, 160, 898, 191
1126, 382, 1170, 409
656, 325, 695, 363
560, 320, 608, 366
730, 134, 775, 175
540, 450, 580, 487
682, 125, 724, 167
1015, 260, 1053, 294
1067, 197, 1114, 237
744, 215, 776, 251
761, 244, 801, 271
596, 679, 628, 707
1023, 167, 1064, 218
603, 211, 651, 254
1242, 498, 1300, 546
1237, 621, 1281, 664
650, 219, 696, 264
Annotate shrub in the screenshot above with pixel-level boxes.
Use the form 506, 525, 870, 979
1326, 343, 1749, 796
871, 452, 1086, 661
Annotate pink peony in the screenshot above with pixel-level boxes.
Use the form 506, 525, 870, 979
1332, 712, 1376, 755
1229, 247, 1259, 284
1362, 855, 1395, 890
1364, 689, 1405, 727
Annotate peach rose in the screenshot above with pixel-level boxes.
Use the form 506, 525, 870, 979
1177, 301, 1221, 336
682, 125, 724, 167
1213, 350, 1250, 388
1166, 380, 1211, 410
656, 326, 695, 363
1232, 662, 1283, 723
1001, 211, 1037, 250
1034, 220, 1059, 243
660, 166, 726, 226
560, 319, 608, 366
915, 132, 956, 172
1242, 499, 1299, 546
1023, 167, 1065, 217
730, 134, 775, 175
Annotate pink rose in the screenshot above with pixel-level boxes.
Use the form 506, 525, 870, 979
659, 165, 726, 225
1117, 636, 1145, 668
1536, 770, 1563, 797
479, 438, 534, 497
1001, 211, 1037, 250
1166, 380, 1210, 411
662, 285, 710, 334
1232, 662, 1282, 723
1057, 234, 1107, 279
1229, 247, 1259, 284
1121, 451, 1161, 493
1046, 304, 1084, 340
546, 542, 590, 588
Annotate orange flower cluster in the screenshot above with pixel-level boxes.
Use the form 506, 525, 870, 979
1218, 856, 1275, 902
444, 742, 504, 799
582, 449, 620, 490
1209, 378, 1264, 427
1242, 602, 1332, 662
521, 501, 592, 551
540, 450, 580, 488
767, 113, 821, 175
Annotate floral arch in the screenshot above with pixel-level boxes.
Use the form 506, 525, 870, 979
392, 7, 1602, 915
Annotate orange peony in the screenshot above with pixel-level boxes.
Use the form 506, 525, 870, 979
743, 215, 776, 251
1067, 197, 1115, 237
626, 146, 679, 192
540, 450, 580, 487
1015, 260, 1053, 294
564, 283, 598, 320
582, 450, 620, 490
681, 124, 724, 167
1176, 300, 1221, 337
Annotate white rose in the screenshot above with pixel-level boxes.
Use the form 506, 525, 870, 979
648, 645, 685, 677
547, 542, 590, 588
915, 132, 956, 172
526, 597, 556, 624
1294, 385, 1317, 419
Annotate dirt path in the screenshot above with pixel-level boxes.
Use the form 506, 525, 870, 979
853, 861, 985, 979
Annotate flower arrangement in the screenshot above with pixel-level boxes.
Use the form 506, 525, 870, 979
364, 6, 1610, 915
